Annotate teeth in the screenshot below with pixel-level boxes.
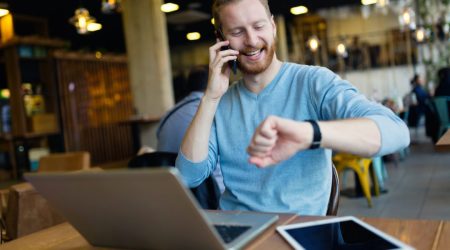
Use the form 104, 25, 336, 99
246, 50, 260, 56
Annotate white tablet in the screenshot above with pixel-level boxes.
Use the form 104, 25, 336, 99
277, 216, 414, 250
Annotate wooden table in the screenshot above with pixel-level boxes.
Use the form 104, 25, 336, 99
2, 215, 449, 250
361, 218, 449, 250
436, 130, 450, 152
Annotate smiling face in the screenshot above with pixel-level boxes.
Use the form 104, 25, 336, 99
217, 0, 277, 75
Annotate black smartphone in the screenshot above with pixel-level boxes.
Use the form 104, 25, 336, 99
216, 29, 237, 74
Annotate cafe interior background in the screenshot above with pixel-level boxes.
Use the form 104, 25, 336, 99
0, 0, 449, 242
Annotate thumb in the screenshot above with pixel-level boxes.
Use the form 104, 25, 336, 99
248, 156, 274, 168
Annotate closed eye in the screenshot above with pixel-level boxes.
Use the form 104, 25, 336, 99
253, 20, 267, 30
254, 24, 265, 30
231, 30, 243, 37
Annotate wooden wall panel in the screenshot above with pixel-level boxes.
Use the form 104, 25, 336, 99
54, 52, 134, 165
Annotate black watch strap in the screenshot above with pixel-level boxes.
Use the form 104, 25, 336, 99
305, 120, 321, 149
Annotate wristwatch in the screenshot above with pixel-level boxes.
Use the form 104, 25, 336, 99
305, 120, 321, 149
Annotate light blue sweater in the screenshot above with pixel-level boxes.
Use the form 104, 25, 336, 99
176, 63, 409, 215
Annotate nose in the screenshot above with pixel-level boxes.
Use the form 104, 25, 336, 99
244, 30, 259, 47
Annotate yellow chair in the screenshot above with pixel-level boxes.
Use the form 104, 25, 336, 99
332, 153, 379, 207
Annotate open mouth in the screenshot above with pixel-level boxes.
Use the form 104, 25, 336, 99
242, 48, 264, 60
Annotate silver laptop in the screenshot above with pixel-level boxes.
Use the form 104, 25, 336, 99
25, 168, 278, 250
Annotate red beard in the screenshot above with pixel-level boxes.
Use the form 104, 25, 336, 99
237, 41, 276, 75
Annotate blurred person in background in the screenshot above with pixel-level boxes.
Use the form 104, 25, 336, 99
407, 74, 430, 128
435, 67, 450, 97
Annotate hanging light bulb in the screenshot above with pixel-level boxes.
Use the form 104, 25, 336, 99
290, 6, 308, 15
186, 32, 201, 41
307, 36, 320, 52
161, 3, 179, 13
336, 43, 348, 57
87, 23, 102, 32
414, 27, 426, 43
0, 3, 9, 18
69, 8, 97, 35
361, 0, 377, 5
399, 7, 416, 30
102, 0, 121, 14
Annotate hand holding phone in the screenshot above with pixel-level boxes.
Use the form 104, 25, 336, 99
216, 29, 237, 75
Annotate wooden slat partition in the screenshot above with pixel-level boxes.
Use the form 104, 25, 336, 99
53, 51, 134, 165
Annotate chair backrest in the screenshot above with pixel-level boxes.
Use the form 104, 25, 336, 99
128, 152, 220, 210
38, 151, 90, 172
128, 152, 177, 168
4, 183, 65, 240
433, 97, 450, 126
326, 165, 340, 216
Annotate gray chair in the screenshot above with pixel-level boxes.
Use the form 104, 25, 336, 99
433, 97, 450, 138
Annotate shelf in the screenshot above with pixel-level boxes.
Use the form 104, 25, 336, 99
0, 36, 68, 49
0, 131, 60, 140
0, 133, 12, 140
0, 15, 66, 180
22, 130, 60, 139
18, 56, 50, 62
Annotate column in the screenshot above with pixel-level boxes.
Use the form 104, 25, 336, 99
275, 15, 289, 62
121, 0, 174, 148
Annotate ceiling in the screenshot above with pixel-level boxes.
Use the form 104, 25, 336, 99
3, 0, 361, 53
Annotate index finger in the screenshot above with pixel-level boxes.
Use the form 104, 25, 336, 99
210, 40, 230, 52
209, 40, 231, 65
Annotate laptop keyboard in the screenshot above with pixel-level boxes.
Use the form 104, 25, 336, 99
214, 225, 251, 243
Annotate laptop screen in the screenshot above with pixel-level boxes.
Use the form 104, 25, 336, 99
25, 168, 278, 250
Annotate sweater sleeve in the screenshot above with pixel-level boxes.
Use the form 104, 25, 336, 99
175, 120, 219, 188
309, 67, 410, 156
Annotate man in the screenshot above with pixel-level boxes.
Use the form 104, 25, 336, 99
176, 0, 409, 215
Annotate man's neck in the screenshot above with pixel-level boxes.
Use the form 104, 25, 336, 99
242, 57, 283, 94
